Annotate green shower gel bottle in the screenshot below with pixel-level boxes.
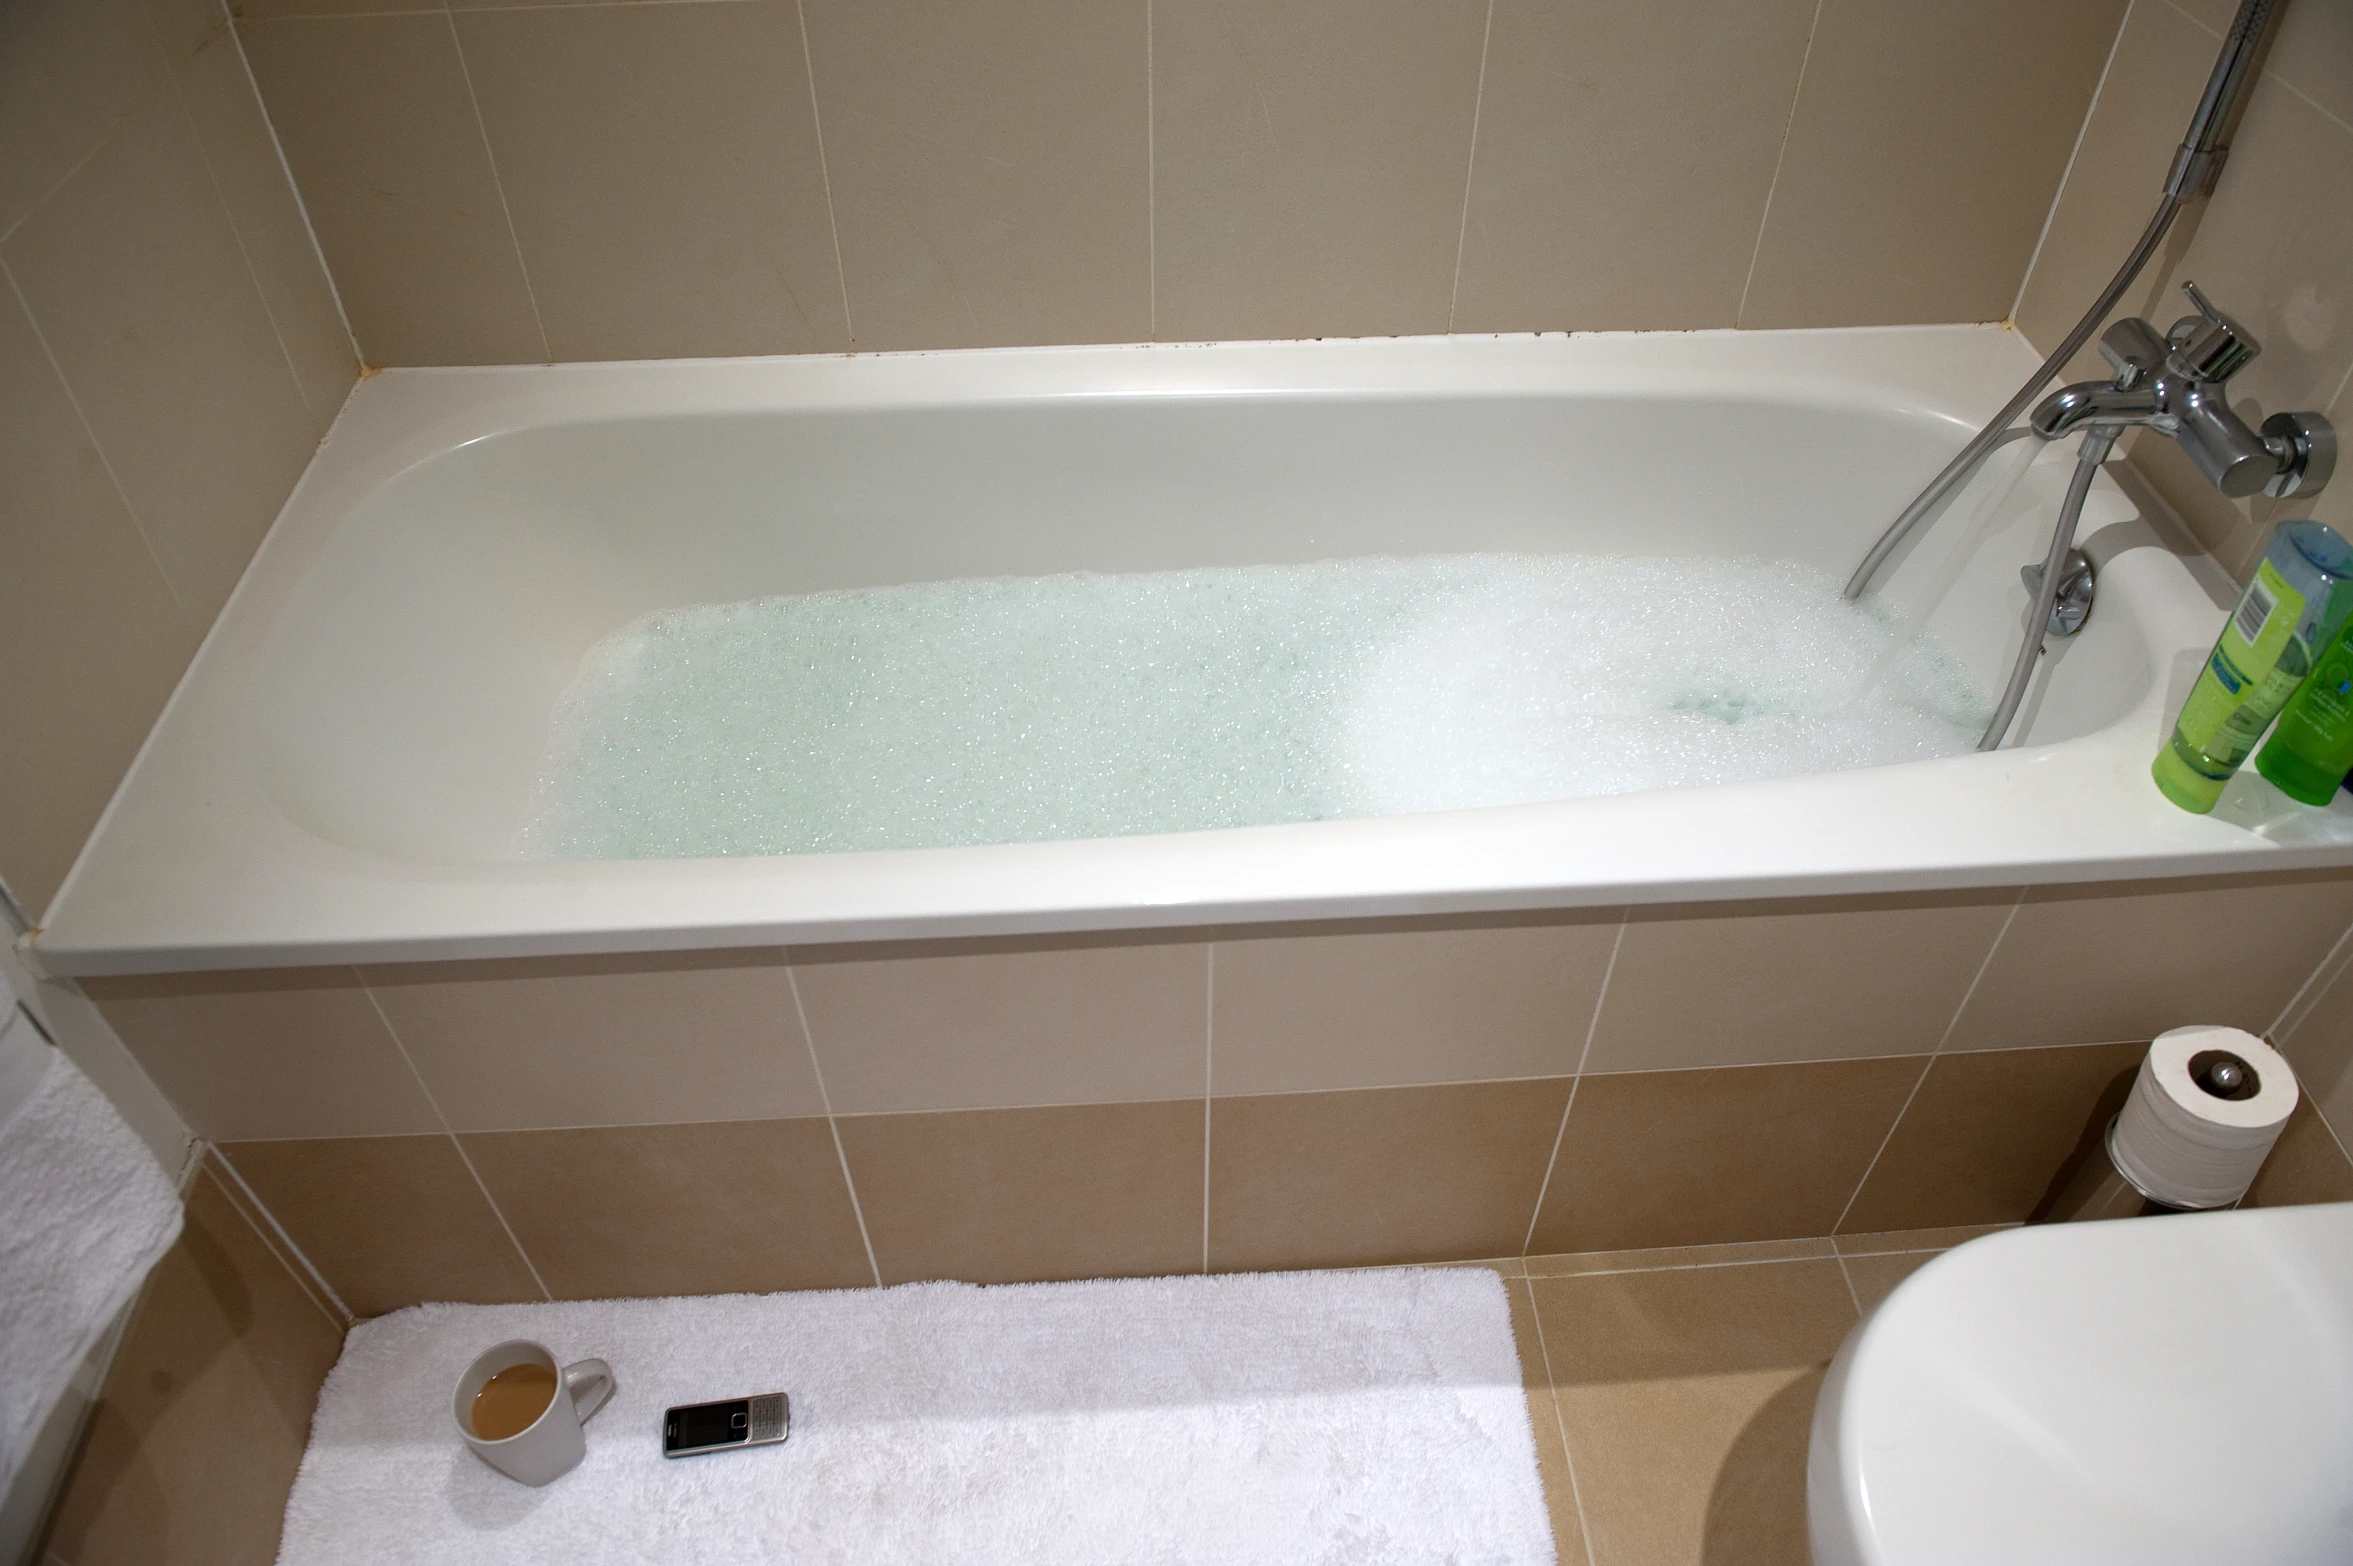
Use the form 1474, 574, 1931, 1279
2152, 520, 2353, 813
2257, 612, 2353, 804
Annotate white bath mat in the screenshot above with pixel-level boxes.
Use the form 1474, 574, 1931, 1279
276, 1268, 1556, 1566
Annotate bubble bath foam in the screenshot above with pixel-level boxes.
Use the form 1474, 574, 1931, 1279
522, 553, 1989, 860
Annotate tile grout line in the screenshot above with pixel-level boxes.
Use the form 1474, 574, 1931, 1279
441, 6, 552, 362
1516, 1275, 1597, 1566
206, 1157, 350, 1334
361, 982, 554, 1301
158, 53, 315, 415
2011, 0, 2133, 325
1200, 942, 1213, 1275
793, 0, 855, 349
1734, 0, 1823, 329
1828, 1056, 1933, 1239
206, 1142, 356, 1327
222, 0, 365, 370
1822, 880, 2028, 1237
1832, 1251, 1865, 1317
204, 1156, 348, 1326
1444, 0, 1496, 335
2267, 910, 2353, 1040
0, 260, 202, 632
785, 960, 883, 1288
1145, 0, 1156, 342
2158, 0, 2353, 140
1520, 913, 1625, 1256
0, 36, 188, 252
1932, 889, 2024, 1052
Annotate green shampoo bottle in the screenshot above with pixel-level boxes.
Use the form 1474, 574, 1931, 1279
2258, 612, 2353, 805
2153, 520, 2353, 813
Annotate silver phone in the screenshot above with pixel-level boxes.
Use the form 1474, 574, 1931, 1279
661, 1392, 788, 1458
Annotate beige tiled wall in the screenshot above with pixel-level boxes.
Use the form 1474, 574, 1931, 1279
2015, 0, 2353, 580
85, 868, 2353, 1313
1, 0, 357, 914
41, 1154, 347, 1566
230, 0, 2130, 367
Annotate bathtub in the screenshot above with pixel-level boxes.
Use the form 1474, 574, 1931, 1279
34, 326, 2353, 976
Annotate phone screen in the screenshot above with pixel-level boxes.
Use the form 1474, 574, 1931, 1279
665, 1398, 749, 1452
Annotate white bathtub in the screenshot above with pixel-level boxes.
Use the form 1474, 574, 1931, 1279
35, 326, 2353, 976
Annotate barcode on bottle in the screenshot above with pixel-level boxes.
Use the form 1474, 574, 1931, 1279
2233, 580, 2277, 646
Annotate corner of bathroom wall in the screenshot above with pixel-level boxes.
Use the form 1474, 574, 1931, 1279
2012, 0, 2353, 584
38, 1150, 348, 1566
0, 0, 361, 916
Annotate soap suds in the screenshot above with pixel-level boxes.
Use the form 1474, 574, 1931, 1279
522, 553, 1987, 860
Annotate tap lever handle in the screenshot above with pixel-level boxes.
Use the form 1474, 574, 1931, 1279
2168, 279, 2260, 382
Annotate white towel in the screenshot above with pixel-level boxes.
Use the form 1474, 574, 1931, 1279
0, 979, 182, 1490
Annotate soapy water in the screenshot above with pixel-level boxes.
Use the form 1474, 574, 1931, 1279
522, 553, 1991, 860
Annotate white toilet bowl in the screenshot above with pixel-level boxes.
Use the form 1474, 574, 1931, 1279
1808, 1201, 2353, 1566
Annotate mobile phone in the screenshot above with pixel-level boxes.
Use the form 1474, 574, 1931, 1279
661, 1392, 789, 1458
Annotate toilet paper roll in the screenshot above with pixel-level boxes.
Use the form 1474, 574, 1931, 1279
2109, 1025, 2297, 1210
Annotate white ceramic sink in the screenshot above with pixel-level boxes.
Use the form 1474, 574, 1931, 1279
1810, 1202, 2353, 1565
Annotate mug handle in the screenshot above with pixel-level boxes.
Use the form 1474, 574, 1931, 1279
563, 1358, 614, 1424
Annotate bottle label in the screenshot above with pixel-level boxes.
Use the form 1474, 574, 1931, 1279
2176, 559, 2306, 750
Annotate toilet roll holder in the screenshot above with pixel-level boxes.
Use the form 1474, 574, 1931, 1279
2045, 1047, 2263, 1223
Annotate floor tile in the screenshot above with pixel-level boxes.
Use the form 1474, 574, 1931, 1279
1837, 1250, 1942, 1317
1530, 1259, 1857, 1566
1505, 1273, 1589, 1566
1523, 1238, 1833, 1279
1828, 1224, 2014, 1257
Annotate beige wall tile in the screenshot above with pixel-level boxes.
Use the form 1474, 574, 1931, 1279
792, 933, 1206, 1114
175, 30, 356, 418
1153, 0, 1486, 342
1943, 873, 2353, 1051
1740, 0, 2126, 329
838, 1099, 1202, 1285
1586, 890, 2016, 1073
455, 3, 847, 362
3, 81, 317, 625
2242, 1096, 2353, 1208
1210, 912, 1617, 1096
1529, 1057, 1925, 1255
234, 0, 440, 15
1529, 1259, 1856, 1566
0, 290, 199, 914
222, 1133, 544, 1314
0, 0, 168, 237
462, 1119, 874, 1299
1839, 1039, 2148, 1233
1452, 0, 1814, 334
2170, 0, 2353, 131
2278, 940, 2353, 1143
2115, 65, 2353, 569
362, 949, 824, 1131
2014, 2, 2217, 379
1207, 1078, 1570, 1272
87, 967, 441, 1142
239, 13, 544, 365
2256, 0, 2353, 132
143, 0, 228, 63
803, 0, 1148, 351
41, 1164, 344, 1566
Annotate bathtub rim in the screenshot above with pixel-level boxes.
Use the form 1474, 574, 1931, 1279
32, 325, 2353, 978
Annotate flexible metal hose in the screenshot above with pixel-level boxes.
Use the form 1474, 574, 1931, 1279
1843, 0, 2282, 603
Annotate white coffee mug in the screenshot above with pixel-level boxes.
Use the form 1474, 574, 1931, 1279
453, 1339, 614, 1486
